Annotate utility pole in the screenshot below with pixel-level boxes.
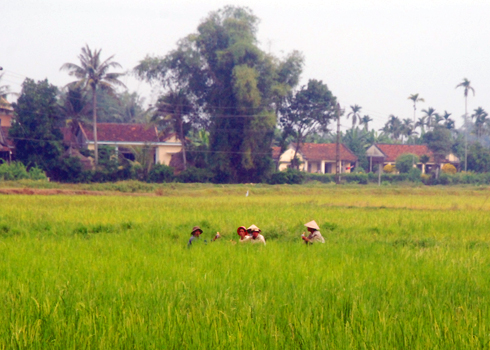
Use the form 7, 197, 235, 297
336, 103, 341, 185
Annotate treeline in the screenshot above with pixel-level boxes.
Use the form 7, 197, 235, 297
2, 5, 490, 184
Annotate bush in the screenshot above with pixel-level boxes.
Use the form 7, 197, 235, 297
268, 169, 305, 185
29, 167, 48, 181
396, 153, 419, 173
408, 167, 422, 182
383, 164, 396, 173
148, 164, 174, 183
177, 167, 214, 183
441, 163, 457, 174
0, 162, 30, 180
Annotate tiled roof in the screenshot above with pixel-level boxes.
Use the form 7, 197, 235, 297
61, 127, 77, 146
81, 123, 159, 143
272, 146, 281, 159
375, 144, 434, 162
298, 143, 358, 162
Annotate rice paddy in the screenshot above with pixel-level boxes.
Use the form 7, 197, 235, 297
0, 185, 490, 349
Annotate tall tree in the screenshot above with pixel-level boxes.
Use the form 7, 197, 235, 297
421, 107, 437, 131
408, 93, 424, 126
9, 79, 63, 171
471, 107, 488, 139
135, 6, 304, 182
279, 79, 336, 168
60, 45, 125, 165
440, 111, 455, 130
415, 116, 427, 135
152, 90, 195, 170
423, 125, 453, 178
456, 78, 475, 171
360, 115, 372, 131
347, 105, 362, 129
381, 115, 402, 142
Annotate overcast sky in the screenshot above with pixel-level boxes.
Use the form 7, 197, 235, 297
2, 0, 489, 131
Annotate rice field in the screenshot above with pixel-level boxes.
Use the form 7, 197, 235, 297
1, 185, 490, 349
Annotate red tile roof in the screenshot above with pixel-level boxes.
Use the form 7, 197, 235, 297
272, 146, 281, 159
81, 123, 159, 143
298, 143, 358, 162
375, 144, 434, 162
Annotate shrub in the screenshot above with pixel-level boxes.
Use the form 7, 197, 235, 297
268, 169, 305, 185
0, 162, 30, 180
29, 167, 48, 181
442, 163, 457, 174
177, 167, 214, 183
408, 167, 422, 182
148, 164, 174, 183
396, 153, 419, 173
383, 164, 396, 173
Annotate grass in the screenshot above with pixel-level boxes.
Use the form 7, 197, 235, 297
0, 186, 489, 348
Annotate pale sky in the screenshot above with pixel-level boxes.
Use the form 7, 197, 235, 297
2, 0, 490, 131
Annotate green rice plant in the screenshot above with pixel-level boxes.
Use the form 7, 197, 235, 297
0, 188, 488, 348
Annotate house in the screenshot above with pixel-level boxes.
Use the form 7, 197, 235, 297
272, 143, 358, 174
74, 122, 182, 165
365, 144, 460, 174
0, 126, 13, 163
0, 97, 13, 127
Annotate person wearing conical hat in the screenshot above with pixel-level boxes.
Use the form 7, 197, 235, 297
301, 220, 325, 244
247, 224, 266, 245
188, 226, 203, 247
237, 226, 251, 243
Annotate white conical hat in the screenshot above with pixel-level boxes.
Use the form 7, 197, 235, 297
304, 220, 320, 230
247, 224, 261, 232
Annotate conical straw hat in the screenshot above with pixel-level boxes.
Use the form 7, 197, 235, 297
247, 224, 261, 232
304, 220, 320, 230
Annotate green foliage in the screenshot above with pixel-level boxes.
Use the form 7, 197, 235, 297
423, 126, 453, 164
135, 6, 304, 183
0, 161, 29, 180
0, 189, 490, 347
408, 167, 422, 182
279, 79, 336, 168
268, 169, 305, 184
0, 162, 47, 181
10, 79, 63, 172
147, 164, 175, 183
395, 153, 419, 173
177, 166, 214, 183
467, 142, 490, 172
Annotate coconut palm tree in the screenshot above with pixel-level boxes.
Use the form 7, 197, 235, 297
471, 107, 488, 139
456, 78, 475, 171
381, 115, 402, 142
360, 115, 373, 131
421, 107, 437, 131
347, 105, 362, 129
415, 116, 426, 135
60, 45, 126, 165
440, 111, 455, 130
152, 89, 195, 170
408, 93, 424, 126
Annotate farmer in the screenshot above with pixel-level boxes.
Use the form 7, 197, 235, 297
188, 226, 203, 247
237, 226, 251, 243
248, 224, 266, 245
301, 220, 325, 244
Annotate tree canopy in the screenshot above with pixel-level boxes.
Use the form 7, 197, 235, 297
10, 79, 63, 172
135, 6, 304, 182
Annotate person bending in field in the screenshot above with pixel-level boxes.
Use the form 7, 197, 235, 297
237, 226, 251, 243
248, 225, 266, 245
188, 226, 203, 247
301, 220, 325, 244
